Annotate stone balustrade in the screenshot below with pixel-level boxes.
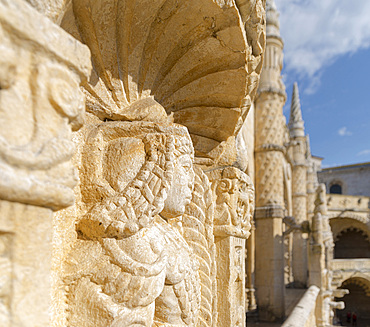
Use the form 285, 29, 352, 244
282, 285, 320, 327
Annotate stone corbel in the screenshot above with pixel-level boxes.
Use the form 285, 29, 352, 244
283, 216, 310, 235
329, 300, 345, 310
332, 288, 349, 298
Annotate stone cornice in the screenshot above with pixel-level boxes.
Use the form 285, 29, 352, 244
255, 204, 285, 219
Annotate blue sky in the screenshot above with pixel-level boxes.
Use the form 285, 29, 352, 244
274, 0, 370, 167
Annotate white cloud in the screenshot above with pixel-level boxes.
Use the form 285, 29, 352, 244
357, 149, 370, 156
275, 0, 370, 90
337, 127, 352, 136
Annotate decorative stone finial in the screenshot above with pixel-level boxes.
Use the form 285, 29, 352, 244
289, 82, 305, 138
306, 134, 312, 159
266, 0, 280, 37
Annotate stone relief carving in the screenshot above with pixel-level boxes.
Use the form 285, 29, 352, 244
64, 122, 202, 326
0, 0, 268, 325
61, 0, 265, 164
0, 1, 91, 325
0, 0, 91, 210
181, 167, 216, 327
207, 167, 254, 239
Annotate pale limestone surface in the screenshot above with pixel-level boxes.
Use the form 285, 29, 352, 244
3, 0, 361, 326
318, 162, 370, 197
254, 0, 286, 320
51, 0, 264, 326
0, 1, 90, 326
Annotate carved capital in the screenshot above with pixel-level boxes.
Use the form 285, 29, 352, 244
206, 166, 254, 239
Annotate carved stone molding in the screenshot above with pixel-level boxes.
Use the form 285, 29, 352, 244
0, 0, 91, 210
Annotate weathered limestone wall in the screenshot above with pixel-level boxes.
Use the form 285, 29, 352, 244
0, 0, 266, 326
318, 162, 370, 196
0, 1, 91, 325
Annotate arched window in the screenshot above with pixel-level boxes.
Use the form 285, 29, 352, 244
330, 183, 342, 194
334, 228, 370, 259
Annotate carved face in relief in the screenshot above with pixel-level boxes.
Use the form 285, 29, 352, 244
161, 154, 195, 219
215, 177, 251, 229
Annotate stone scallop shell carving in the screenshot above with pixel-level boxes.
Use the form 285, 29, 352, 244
62, 0, 263, 155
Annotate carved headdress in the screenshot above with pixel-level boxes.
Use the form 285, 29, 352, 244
78, 121, 194, 238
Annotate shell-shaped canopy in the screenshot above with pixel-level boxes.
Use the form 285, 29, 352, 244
63, 0, 258, 155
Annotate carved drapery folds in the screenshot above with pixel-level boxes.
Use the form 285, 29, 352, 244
63, 122, 201, 326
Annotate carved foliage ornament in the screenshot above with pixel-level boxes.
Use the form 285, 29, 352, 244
0, 0, 91, 210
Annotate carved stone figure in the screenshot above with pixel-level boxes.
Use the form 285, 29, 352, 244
64, 122, 201, 326
208, 167, 254, 239
206, 167, 254, 327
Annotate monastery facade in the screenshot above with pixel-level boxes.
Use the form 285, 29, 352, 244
0, 0, 368, 326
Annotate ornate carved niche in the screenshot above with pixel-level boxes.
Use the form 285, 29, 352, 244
64, 121, 205, 327
61, 0, 265, 164
206, 167, 254, 239
205, 166, 254, 327
0, 0, 91, 211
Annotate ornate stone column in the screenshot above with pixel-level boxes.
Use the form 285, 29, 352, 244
288, 82, 309, 288
246, 222, 257, 311
254, 0, 286, 321
206, 167, 254, 327
0, 0, 90, 325
309, 185, 345, 327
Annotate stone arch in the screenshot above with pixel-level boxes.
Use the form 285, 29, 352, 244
329, 217, 370, 259
334, 227, 370, 259
329, 216, 370, 241
336, 276, 370, 322
341, 276, 370, 297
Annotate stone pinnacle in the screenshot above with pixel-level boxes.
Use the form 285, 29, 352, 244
289, 82, 305, 137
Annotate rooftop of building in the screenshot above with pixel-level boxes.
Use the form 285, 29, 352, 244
320, 161, 370, 172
